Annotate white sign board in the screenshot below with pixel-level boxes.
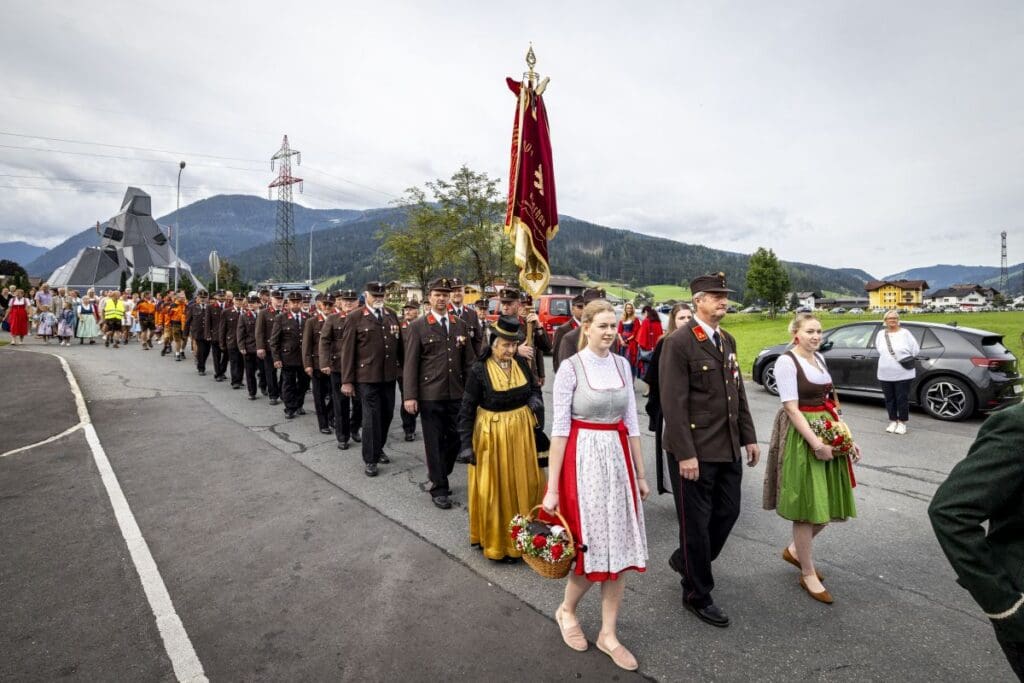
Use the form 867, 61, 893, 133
149, 266, 169, 284
209, 250, 220, 274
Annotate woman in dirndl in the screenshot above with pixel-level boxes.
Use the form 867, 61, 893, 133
543, 299, 649, 672
458, 315, 546, 563
3, 288, 30, 344
763, 312, 860, 605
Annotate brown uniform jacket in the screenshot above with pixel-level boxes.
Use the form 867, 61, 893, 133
220, 306, 241, 350
449, 304, 484, 357
208, 303, 223, 345
270, 311, 306, 367
237, 309, 259, 354
184, 302, 212, 340
317, 310, 348, 373
255, 305, 278, 352
659, 318, 756, 463
301, 312, 328, 370
403, 311, 477, 402
341, 306, 403, 384
551, 318, 579, 374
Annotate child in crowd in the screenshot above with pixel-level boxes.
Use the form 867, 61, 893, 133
36, 304, 57, 343
57, 301, 78, 346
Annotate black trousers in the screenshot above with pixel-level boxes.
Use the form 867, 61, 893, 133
211, 342, 225, 378
329, 372, 362, 441
419, 399, 461, 498
397, 377, 417, 435
227, 347, 244, 385
669, 457, 743, 608
242, 352, 259, 396
310, 370, 333, 430
880, 379, 912, 422
357, 381, 396, 465
997, 635, 1024, 682
261, 350, 280, 399
194, 339, 211, 373
257, 355, 267, 393
280, 365, 309, 412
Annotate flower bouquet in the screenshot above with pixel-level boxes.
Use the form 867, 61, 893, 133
509, 506, 577, 579
807, 415, 854, 455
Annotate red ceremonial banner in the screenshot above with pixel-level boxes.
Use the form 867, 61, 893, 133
505, 76, 558, 298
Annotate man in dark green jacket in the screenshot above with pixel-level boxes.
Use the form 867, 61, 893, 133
929, 402, 1024, 680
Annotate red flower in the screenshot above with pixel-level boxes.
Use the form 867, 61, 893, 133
832, 435, 844, 446
532, 534, 547, 549
824, 420, 833, 430
510, 527, 520, 541
550, 544, 564, 561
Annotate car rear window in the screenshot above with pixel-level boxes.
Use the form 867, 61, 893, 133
979, 336, 1012, 358
549, 298, 570, 316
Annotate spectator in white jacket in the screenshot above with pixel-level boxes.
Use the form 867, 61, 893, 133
875, 309, 920, 434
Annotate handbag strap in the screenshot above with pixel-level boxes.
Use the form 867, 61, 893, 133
882, 329, 899, 359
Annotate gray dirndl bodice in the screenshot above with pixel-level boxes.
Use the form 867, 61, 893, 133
567, 353, 630, 424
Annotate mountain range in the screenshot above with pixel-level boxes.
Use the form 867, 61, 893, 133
884, 263, 1024, 293
19, 193, 876, 298
0, 240, 47, 265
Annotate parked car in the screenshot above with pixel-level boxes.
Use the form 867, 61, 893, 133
795, 306, 812, 313
740, 306, 762, 314
535, 294, 574, 336
831, 307, 847, 314
848, 307, 864, 315
751, 321, 1023, 421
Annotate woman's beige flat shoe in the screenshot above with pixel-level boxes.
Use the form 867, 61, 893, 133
596, 637, 639, 671
555, 606, 588, 652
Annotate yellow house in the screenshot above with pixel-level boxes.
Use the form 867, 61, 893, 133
864, 279, 929, 309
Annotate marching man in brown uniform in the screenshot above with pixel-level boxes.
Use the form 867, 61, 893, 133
209, 291, 226, 381
551, 293, 584, 374
659, 272, 759, 629
256, 290, 283, 404
398, 301, 421, 441
341, 282, 403, 477
271, 291, 309, 419
319, 290, 362, 450
220, 290, 243, 389
403, 278, 477, 509
236, 294, 262, 400
447, 277, 483, 357
184, 290, 213, 376
303, 292, 334, 434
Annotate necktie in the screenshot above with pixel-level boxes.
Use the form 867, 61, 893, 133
375, 310, 383, 325
712, 331, 723, 353
442, 317, 449, 336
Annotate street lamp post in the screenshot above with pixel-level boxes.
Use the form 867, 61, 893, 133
174, 160, 186, 290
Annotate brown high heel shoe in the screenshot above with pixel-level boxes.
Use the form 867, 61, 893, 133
799, 576, 834, 604
783, 547, 823, 580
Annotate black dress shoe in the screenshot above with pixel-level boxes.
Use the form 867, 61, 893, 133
364, 463, 378, 477
232, 384, 242, 390
456, 452, 472, 464
260, 388, 268, 396
297, 407, 306, 415
668, 551, 684, 575
319, 427, 332, 434
683, 600, 730, 628
337, 439, 350, 450
269, 398, 280, 406
215, 376, 225, 382
351, 431, 361, 443
377, 453, 390, 464
198, 371, 206, 376
404, 432, 415, 442
284, 410, 296, 419
432, 496, 452, 510
248, 395, 257, 401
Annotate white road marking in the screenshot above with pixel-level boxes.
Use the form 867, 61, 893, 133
1, 421, 84, 458
8, 352, 208, 683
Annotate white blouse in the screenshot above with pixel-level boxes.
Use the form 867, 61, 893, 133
551, 348, 640, 437
774, 352, 833, 403
875, 328, 920, 382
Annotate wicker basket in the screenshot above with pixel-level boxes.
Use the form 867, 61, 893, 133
520, 506, 576, 579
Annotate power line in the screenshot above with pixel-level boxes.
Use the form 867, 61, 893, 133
303, 165, 400, 199
0, 173, 255, 193
0, 131, 266, 163
0, 143, 266, 173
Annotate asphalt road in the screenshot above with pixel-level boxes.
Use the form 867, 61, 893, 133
1, 339, 1017, 681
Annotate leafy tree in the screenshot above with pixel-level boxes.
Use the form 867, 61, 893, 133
746, 247, 790, 318
0, 259, 30, 290
378, 187, 456, 296
211, 258, 250, 295
428, 165, 515, 291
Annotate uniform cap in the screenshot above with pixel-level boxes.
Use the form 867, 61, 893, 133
499, 287, 521, 302
337, 289, 358, 301
572, 294, 585, 306
403, 300, 420, 310
689, 272, 735, 294
270, 290, 284, 299
427, 277, 453, 293
364, 281, 387, 296
581, 288, 606, 303
448, 277, 465, 288
247, 294, 260, 303
287, 291, 303, 301
197, 290, 209, 298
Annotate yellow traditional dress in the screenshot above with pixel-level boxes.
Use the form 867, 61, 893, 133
459, 355, 546, 559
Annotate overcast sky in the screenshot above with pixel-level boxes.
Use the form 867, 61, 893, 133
1, 0, 1022, 277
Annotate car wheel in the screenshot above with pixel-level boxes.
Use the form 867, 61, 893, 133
761, 359, 779, 396
920, 376, 975, 421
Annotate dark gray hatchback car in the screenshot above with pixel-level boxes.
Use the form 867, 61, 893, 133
751, 321, 1022, 421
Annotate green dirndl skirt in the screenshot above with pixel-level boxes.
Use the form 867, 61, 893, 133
775, 408, 857, 524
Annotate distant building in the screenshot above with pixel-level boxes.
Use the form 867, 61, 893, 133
923, 284, 1000, 309
816, 296, 869, 310
544, 274, 588, 296
792, 291, 821, 310
865, 279, 929, 309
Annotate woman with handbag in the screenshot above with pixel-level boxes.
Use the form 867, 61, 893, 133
457, 315, 546, 563
764, 313, 860, 604
543, 299, 649, 671
874, 309, 920, 434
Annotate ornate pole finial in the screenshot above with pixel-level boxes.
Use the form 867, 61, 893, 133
526, 44, 537, 81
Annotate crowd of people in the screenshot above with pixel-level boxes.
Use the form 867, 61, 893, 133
3, 275, 1017, 678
